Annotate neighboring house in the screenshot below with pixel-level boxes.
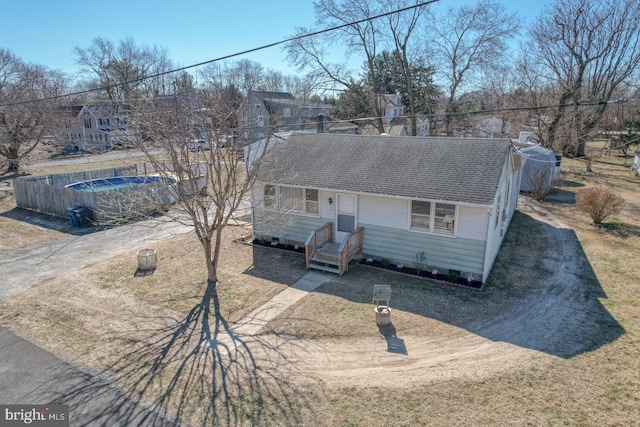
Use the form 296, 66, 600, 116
59, 104, 128, 151
324, 119, 359, 135
380, 94, 405, 125
237, 91, 333, 144
476, 116, 512, 138
416, 116, 430, 136
517, 131, 540, 145
252, 134, 523, 283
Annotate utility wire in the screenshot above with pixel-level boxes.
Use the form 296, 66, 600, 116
0, 0, 439, 108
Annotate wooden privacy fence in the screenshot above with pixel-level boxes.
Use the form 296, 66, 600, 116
12, 166, 174, 224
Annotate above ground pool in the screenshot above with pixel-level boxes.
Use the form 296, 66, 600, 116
66, 175, 172, 192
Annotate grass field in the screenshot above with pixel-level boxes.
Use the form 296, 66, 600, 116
1, 152, 639, 426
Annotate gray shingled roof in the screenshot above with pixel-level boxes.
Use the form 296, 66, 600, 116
257, 134, 512, 206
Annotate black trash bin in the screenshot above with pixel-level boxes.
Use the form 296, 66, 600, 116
67, 206, 81, 227
73, 207, 93, 228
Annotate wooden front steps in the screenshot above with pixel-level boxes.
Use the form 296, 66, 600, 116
304, 224, 364, 276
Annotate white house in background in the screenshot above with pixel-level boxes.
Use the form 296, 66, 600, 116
59, 104, 128, 151
476, 116, 512, 137
380, 94, 405, 124
252, 134, 523, 283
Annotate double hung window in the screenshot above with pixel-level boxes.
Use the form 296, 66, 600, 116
410, 201, 456, 235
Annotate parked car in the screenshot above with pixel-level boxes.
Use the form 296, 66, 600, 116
187, 140, 211, 151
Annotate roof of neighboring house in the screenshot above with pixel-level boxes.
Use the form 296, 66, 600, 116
257, 133, 512, 205
380, 94, 403, 107
59, 105, 83, 117
249, 91, 333, 112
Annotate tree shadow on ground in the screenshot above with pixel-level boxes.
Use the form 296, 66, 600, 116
292, 211, 624, 360
555, 179, 585, 188
599, 220, 640, 239
0, 170, 29, 184
244, 244, 308, 285
33, 281, 309, 426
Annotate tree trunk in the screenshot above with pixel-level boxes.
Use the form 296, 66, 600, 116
7, 158, 20, 172
203, 235, 218, 285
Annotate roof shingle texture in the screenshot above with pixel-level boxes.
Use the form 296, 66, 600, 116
257, 134, 511, 206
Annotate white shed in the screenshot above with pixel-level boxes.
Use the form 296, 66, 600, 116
519, 145, 561, 192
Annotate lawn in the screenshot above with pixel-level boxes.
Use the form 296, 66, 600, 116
1, 153, 639, 426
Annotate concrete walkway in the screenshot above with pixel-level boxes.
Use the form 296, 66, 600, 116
233, 270, 334, 336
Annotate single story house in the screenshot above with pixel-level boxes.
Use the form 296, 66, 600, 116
251, 134, 522, 283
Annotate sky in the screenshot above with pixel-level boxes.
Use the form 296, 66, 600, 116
0, 0, 547, 79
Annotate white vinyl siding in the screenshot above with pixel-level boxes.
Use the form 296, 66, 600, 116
358, 195, 407, 228
456, 206, 489, 240
319, 190, 335, 218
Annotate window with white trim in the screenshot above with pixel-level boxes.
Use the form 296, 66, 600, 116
264, 185, 319, 215
283, 108, 291, 118
410, 201, 456, 235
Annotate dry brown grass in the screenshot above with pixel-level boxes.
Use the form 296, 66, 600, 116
0, 173, 67, 249
1, 154, 639, 426
0, 148, 157, 250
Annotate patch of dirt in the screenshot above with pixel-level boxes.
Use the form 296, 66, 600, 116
237, 196, 608, 390
1, 191, 617, 424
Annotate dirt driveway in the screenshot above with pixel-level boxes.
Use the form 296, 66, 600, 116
1, 196, 623, 426
215, 197, 621, 390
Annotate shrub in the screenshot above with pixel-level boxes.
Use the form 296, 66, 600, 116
525, 166, 557, 201
576, 186, 625, 224
414, 251, 427, 274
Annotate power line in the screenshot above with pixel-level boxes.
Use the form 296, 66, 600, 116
0, 0, 439, 108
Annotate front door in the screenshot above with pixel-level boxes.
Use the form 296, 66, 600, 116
336, 194, 356, 243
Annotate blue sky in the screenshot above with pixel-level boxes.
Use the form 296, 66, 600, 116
1, 0, 546, 78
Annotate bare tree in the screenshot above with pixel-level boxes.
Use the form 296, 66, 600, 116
128, 94, 271, 286
0, 48, 67, 172
523, 165, 557, 201
529, 0, 640, 156
384, 0, 428, 135
425, 0, 520, 136
74, 37, 175, 102
286, 0, 388, 132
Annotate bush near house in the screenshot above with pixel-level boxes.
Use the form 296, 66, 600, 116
576, 186, 625, 224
